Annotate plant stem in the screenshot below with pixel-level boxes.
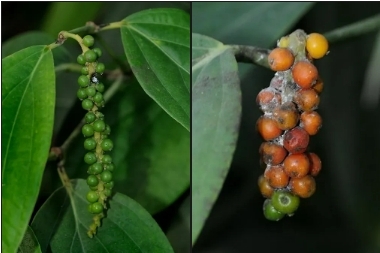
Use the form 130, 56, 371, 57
57, 161, 74, 195
230, 45, 271, 68
55, 63, 82, 73
324, 13, 380, 44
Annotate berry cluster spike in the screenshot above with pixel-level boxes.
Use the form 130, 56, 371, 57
76, 35, 114, 237
257, 30, 327, 221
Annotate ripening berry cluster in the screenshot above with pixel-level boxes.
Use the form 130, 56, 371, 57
76, 35, 114, 237
256, 30, 327, 221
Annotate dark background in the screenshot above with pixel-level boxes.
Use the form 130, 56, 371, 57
193, 2, 380, 253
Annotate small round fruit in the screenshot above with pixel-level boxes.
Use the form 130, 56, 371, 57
278, 36, 289, 48
256, 116, 283, 141
258, 175, 274, 198
271, 190, 300, 214
82, 124, 94, 137
87, 175, 99, 187
102, 155, 112, 164
82, 99, 94, 110
93, 120, 106, 132
78, 75, 90, 87
307, 152, 322, 176
259, 142, 287, 165
294, 89, 320, 112
289, 175, 316, 198
284, 153, 310, 178
86, 191, 99, 203
84, 152, 97, 165
104, 181, 114, 189
103, 125, 111, 135
81, 66, 89, 75
90, 163, 103, 174
300, 111, 322, 135
100, 170, 113, 183
84, 138, 96, 150
85, 112, 96, 123
77, 54, 86, 65
77, 88, 87, 100
283, 127, 310, 154
101, 139, 113, 151
263, 199, 285, 221
96, 83, 105, 93
93, 48, 102, 57
306, 33, 329, 59
96, 63, 105, 73
292, 61, 318, 89
84, 50, 97, 62
313, 76, 324, 94
93, 92, 103, 103
103, 188, 112, 197
272, 102, 299, 130
90, 202, 103, 214
82, 35, 95, 47
264, 165, 289, 188
268, 48, 294, 71
104, 163, 114, 172
86, 86, 96, 97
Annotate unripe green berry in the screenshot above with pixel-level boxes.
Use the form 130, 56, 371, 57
96, 83, 105, 93
77, 88, 87, 100
103, 125, 111, 135
93, 120, 106, 132
102, 155, 112, 164
84, 138, 96, 150
82, 35, 95, 47
104, 163, 114, 172
90, 202, 103, 214
93, 92, 104, 104
85, 112, 96, 123
90, 163, 103, 174
82, 124, 94, 137
263, 199, 285, 221
84, 152, 97, 164
93, 48, 102, 57
96, 63, 105, 74
82, 99, 93, 110
101, 139, 113, 151
271, 190, 300, 214
87, 175, 99, 187
78, 75, 90, 88
77, 54, 86, 65
81, 66, 89, 75
100, 170, 113, 183
86, 86, 96, 97
84, 50, 97, 62
104, 181, 114, 189
103, 189, 112, 197
86, 191, 99, 203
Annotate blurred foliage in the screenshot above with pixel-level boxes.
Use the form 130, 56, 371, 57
192, 2, 380, 253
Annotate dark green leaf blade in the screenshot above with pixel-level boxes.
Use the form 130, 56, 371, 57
17, 226, 42, 253
31, 179, 174, 253
2, 45, 55, 253
192, 33, 242, 244
121, 8, 190, 131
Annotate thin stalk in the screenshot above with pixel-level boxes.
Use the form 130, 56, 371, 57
230, 45, 271, 68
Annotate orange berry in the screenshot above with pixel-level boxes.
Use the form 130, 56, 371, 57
256, 87, 281, 112
264, 165, 289, 188
259, 142, 287, 166
272, 102, 300, 130
283, 127, 310, 154
256, 116, 283, 141
300, 111, 322, 135
284, 153, 310, 178
294, 88, 320, 111
268, 48, 295, 71
289, 175, 316, 198
258, 175, 274, 198
306, 33, 329, 59
307, 152, 322, 176
313, 76, 324, 94
292, 61, 318, 89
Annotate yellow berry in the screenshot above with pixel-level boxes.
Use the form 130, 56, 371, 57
306, 33, 329, 59
278, 36, 290, 48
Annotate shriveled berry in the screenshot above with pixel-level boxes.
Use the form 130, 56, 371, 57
78, 75, 90, 88
284, 153, 310, 178
272, 102, 299, 130
289, 175, 316, 198
77, 54, 86, 65
268, 48, 294, 71
306, 33, 329, 59
307, 152, 322, 176
86, 191, 99, 203
77, 88, 87, 100
84, 152, 97, 165
101, 139, 113, 151
85, 112, 96, 123
93, 120, 106, 132
90, 202, 103, 214
292, 61, 318, 89
82, 124, 94, 137
82, 99, 94, 110
264, 165, 289, 188
87, 175, 99, 187
100, 170, 112, 183
256, 116, 283, 141
84, 138, 96, 150
300, 111, 322, 135
84, 50, 97, 62
263, 199, 285, 221
258, 175, 274, 198
283, 127, 309, 154
259, 142, 287, 165
82, 35, 95, 47
271, 190, 300, 214
294, 89, 320, 112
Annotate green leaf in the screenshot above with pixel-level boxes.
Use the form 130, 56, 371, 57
120, 8, 190, 131
2, 31, 71, 64
17, 226, 42, 253
191, 34, 242, 244
64, 81, 190, 214
31, 179, 174, 253
2, 45, 55, 253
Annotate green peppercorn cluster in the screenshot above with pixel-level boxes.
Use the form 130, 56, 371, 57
76, 35, 114, 238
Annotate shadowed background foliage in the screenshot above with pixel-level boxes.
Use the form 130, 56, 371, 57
192, 2, 380, 253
